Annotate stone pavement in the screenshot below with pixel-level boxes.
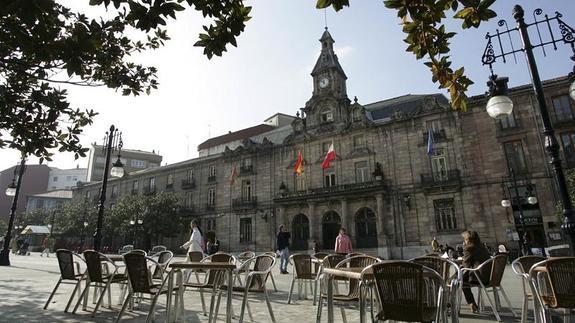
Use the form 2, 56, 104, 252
0, 252, 534, 322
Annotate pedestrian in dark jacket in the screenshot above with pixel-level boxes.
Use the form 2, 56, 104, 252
276, 224, 290, 274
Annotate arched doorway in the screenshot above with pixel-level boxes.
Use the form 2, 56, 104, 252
322, 211, 341, 251
291, 213, 309, 251
355, 207, 378, 248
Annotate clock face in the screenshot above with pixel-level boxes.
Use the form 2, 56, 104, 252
319, 77, 329, 88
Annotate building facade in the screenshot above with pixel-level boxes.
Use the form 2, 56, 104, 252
26, 190, 73, 212
86, 144, 163, 182
47, 167, 87, 191
0, 164, 50, 223
73, 29, 574, 258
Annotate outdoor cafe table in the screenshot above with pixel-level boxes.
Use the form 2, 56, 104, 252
167, 261, 236, 323
321, 267, 373, 323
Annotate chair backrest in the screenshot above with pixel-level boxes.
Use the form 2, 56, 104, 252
123, 252, 154, 294
119, 245, 134, 254
410, 256, 459, 283
487, 254, 508, 287
247, 254, 275, 291
238, 251, 256, 260
188, 251, 204, 262
347, 252, 366, 258
150, 245, 167, 253
539, 257, 575, 308
83, 250, 105, 283
513, 255, 546, 275
203, 253, 235, 285
290, 254, 312, 279
152, 250, 173, 280
312, 252, 329, 260
336, 255, 379, 298
370, 261, 443, 321
323, 254, 346, 268
56, 249, 78, 280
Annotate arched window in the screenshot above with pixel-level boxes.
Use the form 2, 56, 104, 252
322, 211, 341, 250
355, 207, 378, 248
320, 107, 334, 123
291, 214, 309, 251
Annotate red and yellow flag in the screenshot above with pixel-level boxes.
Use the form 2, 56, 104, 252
294, 150, 304, 175
229, 165, 238, 185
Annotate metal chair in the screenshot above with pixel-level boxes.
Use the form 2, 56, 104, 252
461, 254, 516, 321
410, 256, 462, 322
118, 245, 134, 254
529, 257, 575, 323
215, 254, 276, 323
287, 254, 317, 304
369, 261, 445, 322
262, 251, 279, 292
44, 249, 86, 312
115, 252, 178, 323
148, 245, 167, 256
181, 252, 234, 321
511, 255, 546, 323
73, 250, 127, 315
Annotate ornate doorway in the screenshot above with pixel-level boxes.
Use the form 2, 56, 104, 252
291, 213, 309, 251
355, 207, 378, 248
322, 211, 341, 251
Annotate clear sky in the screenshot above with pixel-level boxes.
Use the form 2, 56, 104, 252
1, 1, 574, 172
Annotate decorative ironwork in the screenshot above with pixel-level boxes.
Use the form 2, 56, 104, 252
275, 180, 386, 202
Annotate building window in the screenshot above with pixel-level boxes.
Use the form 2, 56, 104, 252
430, 148, 448, 181
53, 176, 58, 182
295, 174, 306, 191
324, 171, 336, 187
36, 199, 45, 209
320, 108, 334, 123
561, 132, 575, 168
209, 165, 216, 177
132, 180, 139, 194
504, 141, 527, 174
434, 199, 457, 232
167, 174, 174, 186
185, 191, 193, 208
147, 177, 155, 190
241, 180, 251, 201
322, 142, 331, 154
499, 112, 517, 129
552, 95, 575, 122
243, 157, 252, 167
66, 175, 72, 181
352, 108, 363, 122
353, 135, 364, 149
207, 188, 216, 206
239, 218, 252, 243
426, 119, 442, 132
131, 159, 146, 168
186, 169, 194, 181
204, 218, 216, 232
355, 161, 369, 183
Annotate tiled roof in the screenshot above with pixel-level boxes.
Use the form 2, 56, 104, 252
364, 94, 449, 120
198, 124, 276, 150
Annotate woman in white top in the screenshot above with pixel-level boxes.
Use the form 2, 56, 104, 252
181, 219, 204, 254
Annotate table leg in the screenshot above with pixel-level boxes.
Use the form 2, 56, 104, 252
166, 270, 174, 323
327, 274, 334, 323
227, 269, 233, 323
359, 281, 365, 323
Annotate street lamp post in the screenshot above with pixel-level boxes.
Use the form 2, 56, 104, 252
94, 125, 124, 252
0, 157, 27, 266
482, 5, 575, 256
130, 217, 143, 248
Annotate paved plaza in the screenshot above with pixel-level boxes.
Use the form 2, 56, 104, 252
0, 252, 541, 322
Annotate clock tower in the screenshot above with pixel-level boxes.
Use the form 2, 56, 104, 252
311, 28, 348, 98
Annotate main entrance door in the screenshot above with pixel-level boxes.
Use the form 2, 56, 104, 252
355, 207, 378, 248
291, 213, 309, 251
322, 211, 341, 251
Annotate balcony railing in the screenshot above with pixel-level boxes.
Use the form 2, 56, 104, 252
207, 175, 217, 183
142, 185, 156, 196
422, 129, 447, 144
232, 196, 258, 209
205, 203, 216, 211
165, 183, 174, 190
181, 178, 196, 189
275, 180, 386, 202
420, 169, 461, 192
240, 165, 254, 175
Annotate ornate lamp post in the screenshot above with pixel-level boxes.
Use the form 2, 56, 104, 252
482, 5, 575, 256
0, 157, 26, 266
130, 217, 143, 248
94, 125, 124, 252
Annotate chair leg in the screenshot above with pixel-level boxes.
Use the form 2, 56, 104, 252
264, 288, 276, 323
479, 285, 501, 321
339, 306, 347, 323
145, 292, 161, 323
92, 280, 112, 315
521, 295, 528, 323
498, 286, 517, 318
245, 297, 254, 321
107, 282, 113, 309
73, 282, 91, 313
115, 291, 132, 323
287, 278, 296, 304
44, 278, 62, 309
214, 290, 222, 323
316, 289, 323, 322
65, 279, 83, 312
199, 286, 207, 315
270, 272, 278, 292
239, 288, 249, 323
313, 279, 318, 306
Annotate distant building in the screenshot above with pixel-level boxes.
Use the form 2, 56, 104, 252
26, 190, 73, 212
48, 167, 87, 191
86, 144, 163, 182
0, 164, 50, 222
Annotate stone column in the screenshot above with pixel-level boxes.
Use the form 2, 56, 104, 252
376, 194, 386, 241
341, 198, 350, 233
277, 205, 286, 227
308, 202, 317, 245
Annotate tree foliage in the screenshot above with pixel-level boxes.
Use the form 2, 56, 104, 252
317, 0, 498, 111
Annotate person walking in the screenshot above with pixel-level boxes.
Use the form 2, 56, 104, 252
461, 230, 491, 313
276, 224, 290, 274
40, 236, 50, 257
181, 219, 204, 256
334, 228, 352, 255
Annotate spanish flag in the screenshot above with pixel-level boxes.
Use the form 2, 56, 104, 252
294, 151, 304, 175
230, 165, 238, 185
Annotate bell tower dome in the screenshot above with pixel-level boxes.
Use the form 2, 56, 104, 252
311, 28, 348, 98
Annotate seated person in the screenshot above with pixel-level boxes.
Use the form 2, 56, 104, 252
461, 230, 491, 313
